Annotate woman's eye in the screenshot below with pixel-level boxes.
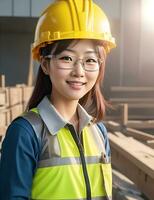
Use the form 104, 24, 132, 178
59, 56, 72, 61
86, 58, 97, 63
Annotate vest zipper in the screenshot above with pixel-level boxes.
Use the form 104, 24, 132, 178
67, 124, 91, 200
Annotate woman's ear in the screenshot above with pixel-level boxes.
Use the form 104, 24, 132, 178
41, 58, 49, 75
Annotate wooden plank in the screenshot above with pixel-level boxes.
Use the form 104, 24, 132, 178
113, 131, 127, 138
0, 126, 7, 136
15, 85, 33, 109
104, 121, 121, 131
109, 133, 154, 200
106, 102, 154, 121
127, 120, 154, 129
113, 169, 144, 200
0, 108, 10, 126
0, 88, 9, 106
126, 103, 154, 108
146, 140, 154, 149
111, 86, 154, 92
0, 91, 6, 106
110, 98, 154, 103
111, 102, 154, 109
120, 104, 128, 126
8, 87, 22, 106
109, 133, 154, 177
105, 115, 154, 121
10, 104, 23, 121
22, 86, 33, 103
0, 111, 7, 127
0, 74, 5, 88
105, 120, 154, 132
126, 128, 154, 142
105, 121, 154, 141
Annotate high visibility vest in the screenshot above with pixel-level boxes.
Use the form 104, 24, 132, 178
22, 109, 112, 200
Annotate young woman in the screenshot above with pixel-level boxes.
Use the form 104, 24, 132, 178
0, 0, 116, 199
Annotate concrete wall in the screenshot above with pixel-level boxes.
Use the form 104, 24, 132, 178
0, 17, 37, 85
0, 0, 53, 17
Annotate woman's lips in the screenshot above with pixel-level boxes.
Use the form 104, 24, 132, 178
66, 81, 86, 90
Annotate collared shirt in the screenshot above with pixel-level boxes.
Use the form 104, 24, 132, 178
37, 96, 93, 135
0, 96, 110, 200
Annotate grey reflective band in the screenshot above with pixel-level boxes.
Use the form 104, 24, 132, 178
38, 156, 103, 168
31, 196, 111, 200
92, 197, 112, 200
22, 111, 44, 139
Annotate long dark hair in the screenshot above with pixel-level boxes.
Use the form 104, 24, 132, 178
27, 39, 107, 122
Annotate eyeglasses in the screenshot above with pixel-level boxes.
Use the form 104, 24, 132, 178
44, 54, 103, 72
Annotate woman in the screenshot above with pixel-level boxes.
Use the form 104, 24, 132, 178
0, 0, 116, 199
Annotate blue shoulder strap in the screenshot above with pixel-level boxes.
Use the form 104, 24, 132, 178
97, 122, 111, 158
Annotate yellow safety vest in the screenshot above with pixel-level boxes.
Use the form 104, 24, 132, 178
23, 109, 112, 200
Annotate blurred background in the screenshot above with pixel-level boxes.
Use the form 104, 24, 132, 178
0, 1, 154, 199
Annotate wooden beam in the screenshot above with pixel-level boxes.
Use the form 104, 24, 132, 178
110, 98, 154, 103
126, 103, 154, 108
0, 126, 7, 136
8, 87, 22, 106
146, 140, 154, 149
125, 128, 154, 142
111, 86, 154, 92
120, 104, 128, 126
104, 121, 121, 131
105, 121, 154, 141
0, 74, 5, 88
105, 119, 154, 132
127, 120, 154, 129
109, 133, 154, 200
106, 114, 154, 121
107, 102, 154, 121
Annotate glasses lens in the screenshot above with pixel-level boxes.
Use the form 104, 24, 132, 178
83, 57, 100, 71
53, 54, 102, 71
55, 54, 74, 69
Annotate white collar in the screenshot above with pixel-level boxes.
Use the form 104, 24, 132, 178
37, 96, 93, 135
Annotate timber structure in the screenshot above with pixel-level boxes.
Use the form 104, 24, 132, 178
0, 75, 33, 142
104, 86, 154, 200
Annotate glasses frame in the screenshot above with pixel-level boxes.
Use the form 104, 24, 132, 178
44, 54, 104, 72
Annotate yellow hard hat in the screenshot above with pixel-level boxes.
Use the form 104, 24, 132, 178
32, 0, 116, 60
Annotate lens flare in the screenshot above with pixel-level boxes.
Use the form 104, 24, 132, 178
142, 0, 154, 25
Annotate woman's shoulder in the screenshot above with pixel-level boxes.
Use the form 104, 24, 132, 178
9, 116, 35, 135
8, 108, 41, 138
4, 116, 39, 146
1, 115, 41, 157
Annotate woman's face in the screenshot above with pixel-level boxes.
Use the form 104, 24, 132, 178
42, 40, 103, 103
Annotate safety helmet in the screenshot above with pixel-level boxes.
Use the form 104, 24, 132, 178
32, 0, 116, 60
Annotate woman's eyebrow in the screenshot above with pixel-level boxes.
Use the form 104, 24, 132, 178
65, 48, 97, 54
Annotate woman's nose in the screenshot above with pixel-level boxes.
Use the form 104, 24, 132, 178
71, 61, 85, 77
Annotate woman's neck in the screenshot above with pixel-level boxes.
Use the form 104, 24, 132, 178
50, 95, 79, 129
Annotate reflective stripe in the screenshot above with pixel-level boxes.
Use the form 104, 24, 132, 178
22, 110, 43, 139
93, 197, 112, 200
31, 196, 111, 200
73, 195, 111, 200
38, 155, 102, 168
